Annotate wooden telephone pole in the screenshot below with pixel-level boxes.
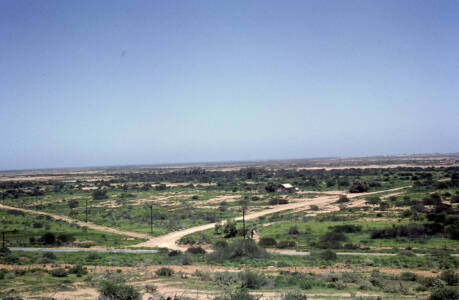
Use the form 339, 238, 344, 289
150, 205, 153, 235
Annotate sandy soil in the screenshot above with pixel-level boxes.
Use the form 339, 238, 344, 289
0, 263, 443, 277
5, 261, 441, 299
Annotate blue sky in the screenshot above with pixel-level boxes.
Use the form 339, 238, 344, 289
1, 0, 458, 170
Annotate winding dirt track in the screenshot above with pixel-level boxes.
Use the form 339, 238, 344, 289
133, 186, 410, 250
0, 204, 150, 240
0, 186, 409, 251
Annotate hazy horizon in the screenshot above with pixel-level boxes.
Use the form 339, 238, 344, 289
1, 1, 459, 170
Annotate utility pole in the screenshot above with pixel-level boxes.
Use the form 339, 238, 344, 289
242, 205, 246, 240
1, 216, 5, 248
150, 205, 153, 236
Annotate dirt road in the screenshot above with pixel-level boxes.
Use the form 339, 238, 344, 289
1, 186, 409, 251
133, 186, 410, 250
0, 203, 150, 240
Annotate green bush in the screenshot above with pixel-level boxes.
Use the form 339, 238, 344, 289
181, 254, 192, 265
69, 264, 88, 276
400, 272, 417, 281
440, 270, 458, 285
418, 276, 445, 289
428, 287, 459, 300
39, 232, 56, 244
0, 269, 8, 280
282, 291, 307, 300
49, 268, 68, 277
215, 289, 256, 300
42, 252, 56, 260
223, 220, 238, 238
168, 250, 182, 256
57, 233, 75, 243
309, 205, 319, 211
98, 281, 140, 300
92, 189, 108, 200
211, 239, 269, 260
300, 279, 315, 290
186, 246, 206, 254
340, 272, 363, 283
276, 240, 296, 249
145, 284, 157, 293
214, 271, 238, 286
155, 267, 174, 277
336, 195, 350, 203
315, 249, 337, 261
349, 180, 369, 193
259, 237, 277, 247
269, 198, 289, 205
213, 240, 228, 249
239, 270, 267, 289
194, 269, 212, 281
288, 226, 300, 235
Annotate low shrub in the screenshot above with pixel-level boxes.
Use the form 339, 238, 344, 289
168, 250, 182, 257
259, 237, 277, 247
400, 272, 417, 281
211, 239, 269, 260
276, 240, 296, 249
340, 272, 363, 283
309, 205, 319, 211
329, 224, 361, 233
327, 280, 346, 290
186, 246, 206, 254
49, 268, 68, 277
156, 267, 174, 277
281, 291, 307, 300
239, 270, 267, 289
336, 195, 350, 203
98, 281, 140, 300
299, 279, 315, 290
418, 276, 446, 289
39, 232, 56, 245
193, 269, 212, 281
214, 240, 228, 249
428, 287, 459, 300
0, 269, 8, 280
69, 264, 88, 276
269, 198, 289, 205
145, 283, 157, 293
288, 226, 300, 235
214, 271, 238, 286
57, 233, 75, 243
439, 270, 458, 285
214, 289, 256, 300
181, 254, 192, 265
322, 272, 339, 282
315, 249, 337, 261
42, 252, 56, 260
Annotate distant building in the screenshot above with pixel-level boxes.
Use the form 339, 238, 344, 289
277, 183, 297, 193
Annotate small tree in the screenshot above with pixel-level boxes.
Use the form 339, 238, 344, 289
348, 180, 369, 193
223, 220, 238, 238
92, 189, 108, 200
68, 199, 79, 210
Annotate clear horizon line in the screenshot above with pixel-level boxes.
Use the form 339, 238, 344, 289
1, 152, 458, 173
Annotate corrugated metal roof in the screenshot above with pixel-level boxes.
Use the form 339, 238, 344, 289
281, 183, 293, 188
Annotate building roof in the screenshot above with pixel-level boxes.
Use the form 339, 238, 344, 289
280, 183, 294, 189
